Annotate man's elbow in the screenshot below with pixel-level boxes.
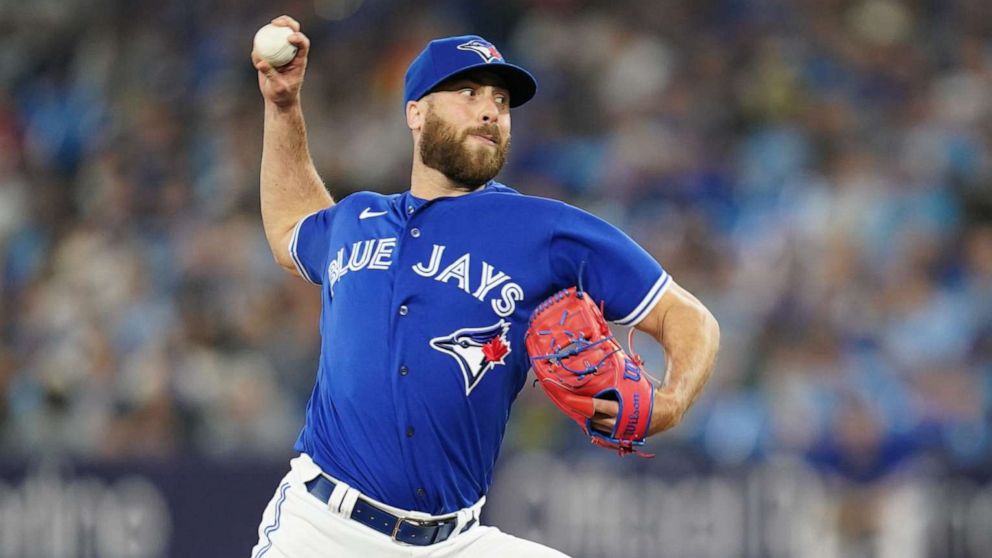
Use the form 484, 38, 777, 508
271, 249, 298, 274
704, 304, 719, 337
264, 225, 298, 272
696, 300, 720, 349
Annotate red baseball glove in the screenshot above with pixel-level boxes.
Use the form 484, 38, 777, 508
525, 287, 656, 457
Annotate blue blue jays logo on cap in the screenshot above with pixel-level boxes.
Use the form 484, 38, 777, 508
430, 320, 512, 395
457, 39, 504, 63
404, 34, 538, 107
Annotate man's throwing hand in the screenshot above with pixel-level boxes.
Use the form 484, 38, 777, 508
251, 15, 311, 108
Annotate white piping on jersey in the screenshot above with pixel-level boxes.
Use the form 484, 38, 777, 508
289, 211, 321, 285
614, 272, 672, 327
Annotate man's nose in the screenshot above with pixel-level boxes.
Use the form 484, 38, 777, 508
478, 95, 499, 123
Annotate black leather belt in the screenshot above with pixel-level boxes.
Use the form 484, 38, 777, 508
304, 476, 474, 546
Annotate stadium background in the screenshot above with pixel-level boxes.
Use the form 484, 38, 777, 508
1, 0, 991, 556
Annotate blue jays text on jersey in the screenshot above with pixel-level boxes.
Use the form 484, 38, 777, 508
323, 239, 524, 317
288, 181, 672, 515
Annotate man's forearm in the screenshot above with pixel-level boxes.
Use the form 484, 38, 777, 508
261, 101, 333, 268
643, 287, 720, 435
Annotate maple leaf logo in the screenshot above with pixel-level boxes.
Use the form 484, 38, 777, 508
483, 337, 510, 364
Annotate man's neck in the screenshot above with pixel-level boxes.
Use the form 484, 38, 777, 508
410, 157, 485, 200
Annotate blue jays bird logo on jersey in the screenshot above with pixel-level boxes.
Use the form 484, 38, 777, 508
430, 320, 512, 395
457, 40, 503, 63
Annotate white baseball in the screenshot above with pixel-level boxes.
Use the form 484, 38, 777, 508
253, 24, 298, 68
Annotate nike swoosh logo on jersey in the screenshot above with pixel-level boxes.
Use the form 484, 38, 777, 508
359, 207, 388, 220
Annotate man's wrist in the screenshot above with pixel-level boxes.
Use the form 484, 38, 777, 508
265, 98, 302, 115
653, 386, 688, 431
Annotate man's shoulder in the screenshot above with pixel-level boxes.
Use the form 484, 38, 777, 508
481, 185, 619, 234
482, 182, 571, 212
343, 190, 400, 204
331, 191, 401, 213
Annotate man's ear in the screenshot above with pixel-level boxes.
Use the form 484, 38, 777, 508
407, 100, 426, 131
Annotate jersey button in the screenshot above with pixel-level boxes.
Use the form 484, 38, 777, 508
407, 205, 415, 215
399, 365, 409, 376
416, 488, 426, 498
399, 305, 409, 316
410, 228, 421, 238
406, 426, 415, 437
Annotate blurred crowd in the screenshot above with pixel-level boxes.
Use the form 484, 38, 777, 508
1, 0, 990, 485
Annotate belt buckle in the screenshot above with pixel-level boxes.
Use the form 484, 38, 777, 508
390, 516, 436, 543
389, 517, 404, 540
389, 517, 403, 541
390, 517, 422, 540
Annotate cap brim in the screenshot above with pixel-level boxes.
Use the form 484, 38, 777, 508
426, 63, 537, 108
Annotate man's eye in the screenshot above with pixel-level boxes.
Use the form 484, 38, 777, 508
495, 96, 507, 105
459, 89, 475, 97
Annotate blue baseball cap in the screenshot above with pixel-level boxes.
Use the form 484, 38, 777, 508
404, 35, 538, 108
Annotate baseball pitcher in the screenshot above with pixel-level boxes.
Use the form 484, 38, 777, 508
249, 15, 720, 557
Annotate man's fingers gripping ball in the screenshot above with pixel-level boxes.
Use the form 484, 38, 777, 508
270, 14, 301, 32
254, 23, 299, 68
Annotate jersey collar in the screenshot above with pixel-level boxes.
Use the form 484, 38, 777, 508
399, 180, 509, 217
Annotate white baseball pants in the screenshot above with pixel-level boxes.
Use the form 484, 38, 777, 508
250, 454, 569, 558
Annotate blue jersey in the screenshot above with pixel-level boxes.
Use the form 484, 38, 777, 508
288, 181, 670, 514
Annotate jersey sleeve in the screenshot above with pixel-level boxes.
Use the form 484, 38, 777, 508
288, 205, 338, 285
549, 204, 672, 327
